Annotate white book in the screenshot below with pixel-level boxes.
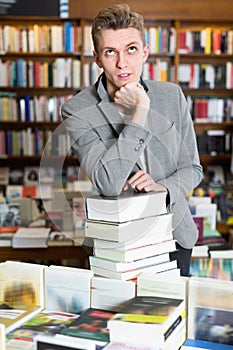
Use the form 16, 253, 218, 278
85, 213, 173, 242
191, 245, 209, 258
85, 191, 167, 223
72, 59, 81, 89
137, 272, 188, 305
91, 260, 177, 281
209, 249, 233, 259
91, 276, 135, 311
45, 265, 93, 314
93, 231, 173, 251
12, 227, 50, 248
89, 252, 170, 273
94, 239, 177, 263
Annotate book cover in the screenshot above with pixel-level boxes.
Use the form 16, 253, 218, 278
85, 213, 173, 243
45, 265, 93, 314
85, 191, 167, 223
60, 308, 115, 343
0, 261, 45, 333
188, 276, 233, 346
91, 277, 135, 312
7, 311, 78, 343
0, 203, 20, 231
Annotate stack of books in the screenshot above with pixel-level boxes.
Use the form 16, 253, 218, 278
84, 191, 178, 281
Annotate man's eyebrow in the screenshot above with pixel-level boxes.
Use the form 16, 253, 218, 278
102, 41, 140, 51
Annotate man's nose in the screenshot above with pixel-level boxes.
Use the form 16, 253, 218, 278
116, 52, 128, 68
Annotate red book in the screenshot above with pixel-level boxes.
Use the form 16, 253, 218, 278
22, 185, 37, 198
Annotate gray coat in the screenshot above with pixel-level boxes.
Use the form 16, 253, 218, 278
62, 74, 203, 248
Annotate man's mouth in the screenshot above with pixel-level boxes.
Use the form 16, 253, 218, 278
118, 73, 131, 78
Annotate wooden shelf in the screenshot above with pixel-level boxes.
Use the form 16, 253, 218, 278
0, 121, 61, 130
200, 154, 231, 165
194, 122, 233, 134
0, 246, 90, 268
0, 155, 79, 167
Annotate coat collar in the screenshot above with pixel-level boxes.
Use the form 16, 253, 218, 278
95, 73, 172, 137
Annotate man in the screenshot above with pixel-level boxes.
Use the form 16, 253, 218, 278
62, 4, 203, 276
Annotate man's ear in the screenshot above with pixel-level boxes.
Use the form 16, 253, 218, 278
143, 44, 150, 63
93, 51, 103, 68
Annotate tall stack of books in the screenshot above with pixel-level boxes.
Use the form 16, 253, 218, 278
84, 191, 178, 281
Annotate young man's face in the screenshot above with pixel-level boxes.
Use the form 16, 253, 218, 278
94, 27, 149, 98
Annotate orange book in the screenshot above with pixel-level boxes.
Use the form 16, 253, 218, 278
22, 185, 37, 198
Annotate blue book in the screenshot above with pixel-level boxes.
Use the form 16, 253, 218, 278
16, 59, 25, 87
64, 21, 72, 52
183, 339, 233, 349
24, 95, 31, 121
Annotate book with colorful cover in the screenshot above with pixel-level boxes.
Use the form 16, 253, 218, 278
6, 311, 78, 343
0, 261, 45, 333
107, 295, 186, 346
188, 276, 233, 346
60, 308, 115, 344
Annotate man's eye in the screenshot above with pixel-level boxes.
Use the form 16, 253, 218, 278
128, 46, 137, 53
105, 50, 115, 56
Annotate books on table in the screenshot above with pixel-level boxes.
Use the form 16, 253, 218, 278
188, 276, 233, 347
85, 213, 173, 242
107, 295, 186, 348
12, 227, 50, 248
5, 264, 94, 349
85, 191, 168, 223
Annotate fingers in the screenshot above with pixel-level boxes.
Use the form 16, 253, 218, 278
127, 170, 152, 192
127, 170, 168, 193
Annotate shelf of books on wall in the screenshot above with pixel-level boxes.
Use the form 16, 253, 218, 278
178, 25, 233, 128
0, 16, 83, 171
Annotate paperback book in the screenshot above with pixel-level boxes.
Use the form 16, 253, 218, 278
107, 295, 186, 347
85, 191, 167, 223
85, 213, 173, 243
